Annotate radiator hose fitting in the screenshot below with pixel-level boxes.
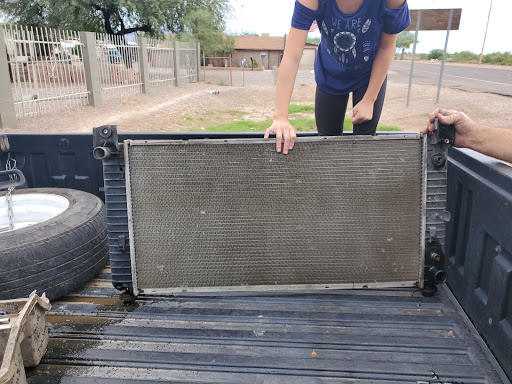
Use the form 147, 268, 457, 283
93, 146, 112, 160
428, 266, 447, 284
422, 238, 447, 297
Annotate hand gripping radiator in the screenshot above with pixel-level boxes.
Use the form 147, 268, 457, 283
93, 127, 453, 297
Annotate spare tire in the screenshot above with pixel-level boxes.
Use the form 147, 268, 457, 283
0, 188, 108, 301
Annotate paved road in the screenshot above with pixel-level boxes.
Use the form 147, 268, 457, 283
389, 61, 512, 97
202, 63, 512, 97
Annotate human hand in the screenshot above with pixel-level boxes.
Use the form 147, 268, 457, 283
351, 98, 374, 124
264, 119, 297, 154
422, 109, 478, 148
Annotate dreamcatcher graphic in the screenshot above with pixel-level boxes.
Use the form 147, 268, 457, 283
325, 18, 372, 66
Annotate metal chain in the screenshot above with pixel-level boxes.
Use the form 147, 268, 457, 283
6, 186, 15, 231
2, 153, 18, 232
6, 152, 18, 181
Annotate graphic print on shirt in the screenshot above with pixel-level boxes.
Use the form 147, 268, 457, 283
321, 20, 332, 55
322, 15, 373, 70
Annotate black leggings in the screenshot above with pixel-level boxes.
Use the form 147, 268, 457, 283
315, 77, 387, 136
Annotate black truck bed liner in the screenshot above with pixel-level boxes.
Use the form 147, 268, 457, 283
26, 268, 509, 384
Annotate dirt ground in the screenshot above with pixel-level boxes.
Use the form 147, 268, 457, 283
4, 69, 512, 134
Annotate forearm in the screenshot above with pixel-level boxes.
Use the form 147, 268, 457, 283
364, 43, 395, 102
267, 25, 307, 153
273, 56, 301, 120
469, 125, 512, 163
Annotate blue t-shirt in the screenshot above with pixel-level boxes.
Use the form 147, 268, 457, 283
292, 0, 410, 95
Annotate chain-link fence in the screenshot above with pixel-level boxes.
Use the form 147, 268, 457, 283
201, 54, 282, 87
202, 54, 233, 86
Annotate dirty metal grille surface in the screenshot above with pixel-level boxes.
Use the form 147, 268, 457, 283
125, 136, 424, 292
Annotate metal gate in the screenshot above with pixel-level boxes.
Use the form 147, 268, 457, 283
123, 135, 427, 295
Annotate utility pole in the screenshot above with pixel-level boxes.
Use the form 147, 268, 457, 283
479, 0, 493, 65
241, 4, 244, 33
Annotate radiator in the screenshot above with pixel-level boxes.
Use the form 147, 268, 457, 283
124, 135, 426, 294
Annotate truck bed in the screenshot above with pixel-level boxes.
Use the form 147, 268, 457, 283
26, 267, 509, 383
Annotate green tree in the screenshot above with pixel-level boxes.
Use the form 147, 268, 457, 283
306, 37, 320, 45
396, 31, 415, 60
180, 8, 234, 56
428, 49, 444, 60
0, 0, 231, 37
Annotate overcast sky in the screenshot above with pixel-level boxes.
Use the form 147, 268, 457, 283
226, 0, 511, 54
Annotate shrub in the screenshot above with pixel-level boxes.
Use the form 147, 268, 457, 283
452, 51, 479, 63
428, 49, 444, 60
482, 52, 512, 66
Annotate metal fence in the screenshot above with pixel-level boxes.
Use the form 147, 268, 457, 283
3, 24, 88, 117
96, 33, 142, 100
147, 38, 175, 88
178, 42, 198, 83
202, 55, 233, 86
0, 24, 200, 126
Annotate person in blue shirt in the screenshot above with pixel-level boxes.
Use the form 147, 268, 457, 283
265, 0, 411, 153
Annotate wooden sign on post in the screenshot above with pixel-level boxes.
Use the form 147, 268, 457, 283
406, 9, 462, 31
405, 9, 462, 107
